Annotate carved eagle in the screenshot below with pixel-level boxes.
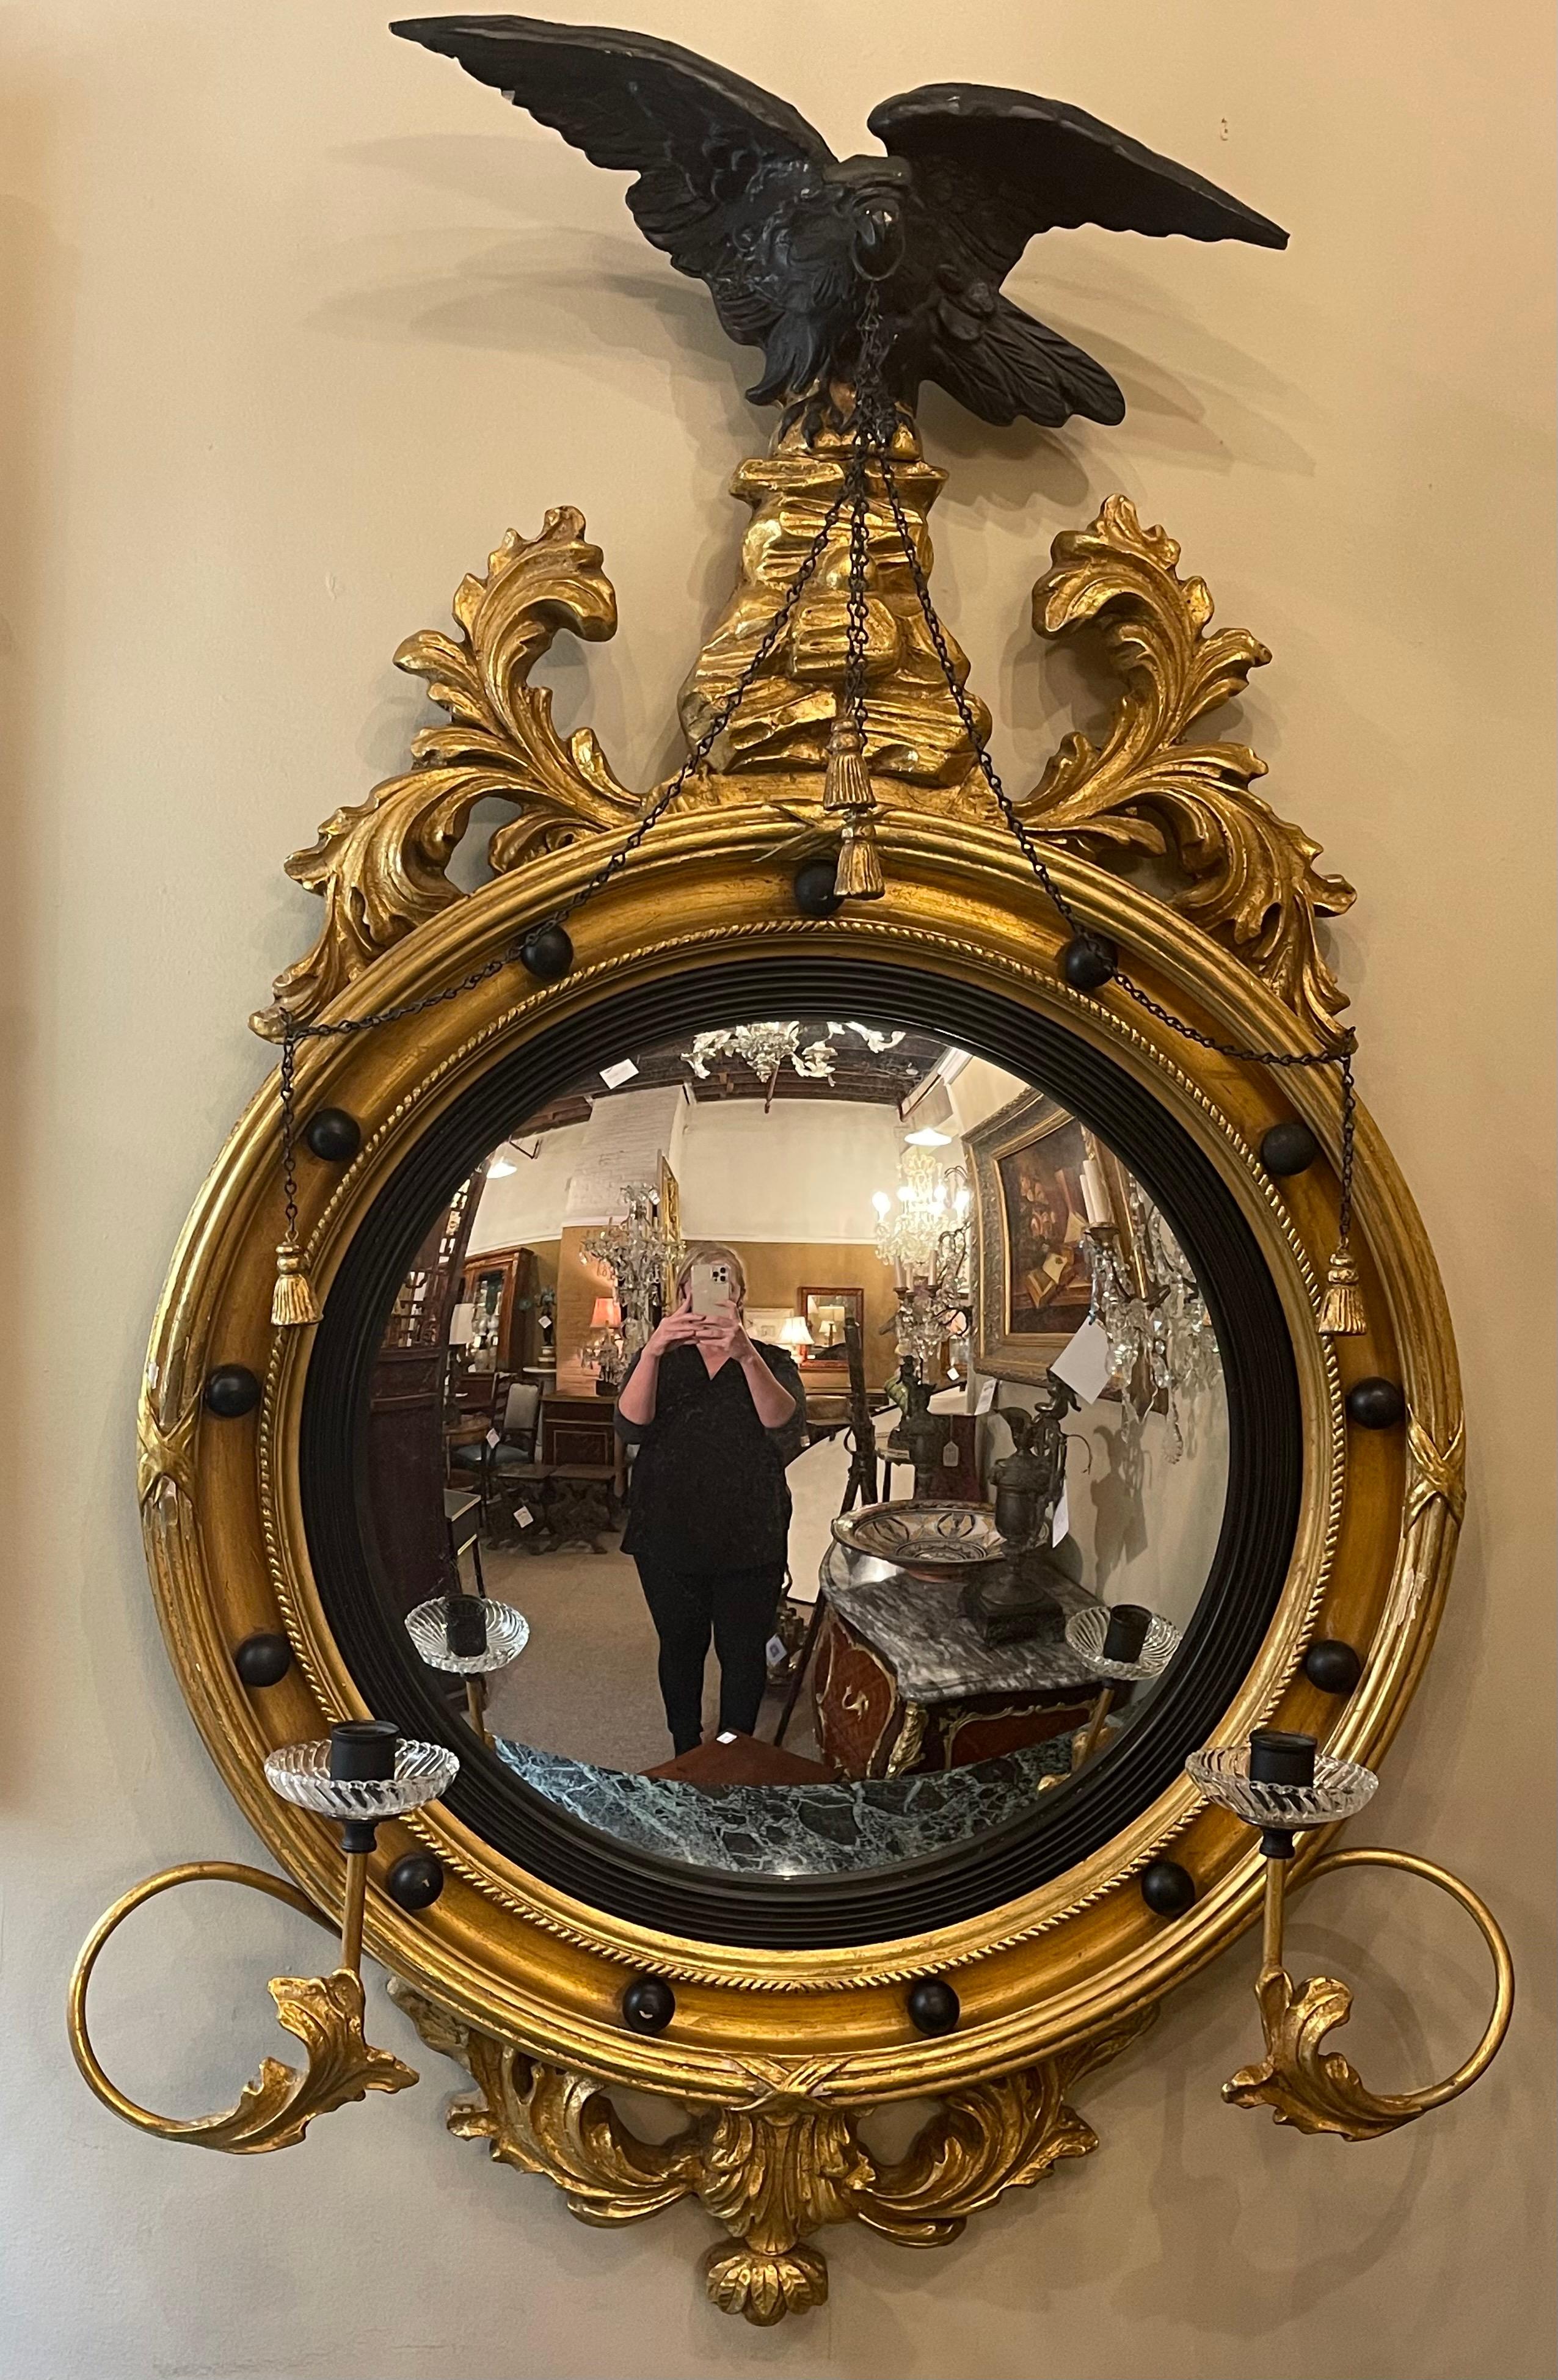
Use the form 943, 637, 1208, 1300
393, 15, 1287, 428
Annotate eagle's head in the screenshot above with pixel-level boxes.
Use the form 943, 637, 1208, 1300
825, 155, 912, 281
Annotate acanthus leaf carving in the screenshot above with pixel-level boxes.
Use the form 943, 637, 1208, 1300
172, 1970, 418, 2156
1022, 496, 1356, 1048
395, 1985, 1145, 2324
252, 509, 639, 1038
1223, 1964, 1424, 2141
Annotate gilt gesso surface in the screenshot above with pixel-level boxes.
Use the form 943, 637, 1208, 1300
393, 15, 1286, 424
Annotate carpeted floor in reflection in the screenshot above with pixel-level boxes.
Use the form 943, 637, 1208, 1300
478, 1535, 823, 1774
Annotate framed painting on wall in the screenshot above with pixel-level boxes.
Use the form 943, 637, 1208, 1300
965, 1090, 1139, 1385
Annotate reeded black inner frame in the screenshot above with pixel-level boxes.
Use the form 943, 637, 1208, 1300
300, 954, 1302, 1948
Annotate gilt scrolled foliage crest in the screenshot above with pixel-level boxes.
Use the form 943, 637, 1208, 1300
1024, 497, 1355, 1047
253, 509, 638, 1037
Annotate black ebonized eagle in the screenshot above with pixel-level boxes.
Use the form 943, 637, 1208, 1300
392, 15, 1287, 428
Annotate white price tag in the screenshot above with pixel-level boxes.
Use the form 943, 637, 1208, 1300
716, 1730, 738, 1744
765, 1635, 788, 1668
975, 1374, 998, 1414
1052, 1485, 1070, 1545
485, 1427, 501, 1447
514, 1505, 534, 1529
598, 1058, 639, 1088
1050, 1320, 1114, 1405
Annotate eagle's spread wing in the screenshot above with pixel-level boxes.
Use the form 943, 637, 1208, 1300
392, 16, 836, 351
869, 84, 1288, 271
868, 84, 1286, 430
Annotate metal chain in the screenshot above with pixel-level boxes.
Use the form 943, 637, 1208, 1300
858, 393, 1358, 1211
272, 286, 1358, 1245
271, 468, 857, 1177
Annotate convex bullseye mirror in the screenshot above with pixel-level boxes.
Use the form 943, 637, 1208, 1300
76, 10, 1507, 2332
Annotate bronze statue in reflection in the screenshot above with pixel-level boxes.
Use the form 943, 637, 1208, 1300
615, 1244, 807, 1755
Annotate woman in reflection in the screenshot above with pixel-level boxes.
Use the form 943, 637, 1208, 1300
615, 1243, 806, 1756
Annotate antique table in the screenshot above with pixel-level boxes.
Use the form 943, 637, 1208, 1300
809, 1538, 1102, 1778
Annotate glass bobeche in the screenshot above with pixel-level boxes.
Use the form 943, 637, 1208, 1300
404, 1595, 531, 1675
1065, 1604, 1181, 1683
264, 1736, 459, 1821
1186, 1742, 1378, 1832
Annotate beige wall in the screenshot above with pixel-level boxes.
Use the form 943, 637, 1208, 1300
2, 4, 1552, 2378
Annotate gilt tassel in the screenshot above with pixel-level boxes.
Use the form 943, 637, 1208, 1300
834, 818, 886, 900
821, 718, 886, 899
1317, 1245, 1367, 1338
272, 1240, 322, 1329
822, 716, 871, 814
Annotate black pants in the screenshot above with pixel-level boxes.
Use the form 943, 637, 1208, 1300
634, 1559, 785, 1755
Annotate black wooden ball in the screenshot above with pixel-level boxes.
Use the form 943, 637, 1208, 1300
1060, 934, 1117, 993
793, 857, 843, 918
622, 1976, 675, 2034
385, 1852, 446, 1912
204, 1364, 261, 1419
906, 1978, 961, 2037
1345, 1377, 1405, 1430
1260, 1119, 1321, 1177
233, 1632, 293, 1689
1305, 1639, 1364, 1696
520, 922, 574, 982
1140, 1860, 1197, 1916
303, 1107, 362, 1164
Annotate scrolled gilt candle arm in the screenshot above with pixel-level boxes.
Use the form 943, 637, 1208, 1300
68, 1861, 418, 2154
1225, 1845, 1514, 2141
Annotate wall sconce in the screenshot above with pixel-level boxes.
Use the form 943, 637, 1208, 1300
405, 1593, 531, 1745
68, 1723, 457, 2155
1188, 1730, 1515, 2139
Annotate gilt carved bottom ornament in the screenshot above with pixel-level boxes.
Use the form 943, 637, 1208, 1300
392, 1984, 1154, 2324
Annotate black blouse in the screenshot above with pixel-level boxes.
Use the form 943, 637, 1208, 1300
615, 1341, 807, 1574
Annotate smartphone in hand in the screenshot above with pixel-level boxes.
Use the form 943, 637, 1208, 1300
688, 1258, 735, 1317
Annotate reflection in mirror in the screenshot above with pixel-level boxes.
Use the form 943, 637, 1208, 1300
362, 1018, 1228, 1877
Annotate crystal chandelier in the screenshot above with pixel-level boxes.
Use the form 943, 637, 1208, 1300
683, 1019, 906, 1109
580, 1181, 685, 1356
1082, 1179, 1219, 1456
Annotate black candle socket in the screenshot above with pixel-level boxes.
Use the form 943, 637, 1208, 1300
233, 1632, 293, 1689
1102, 1603, 1152, 1664
329, 1720, 401, 1781
1248, 1728, 1317, 1788
445, 1596, 490, 1658
906, 1978, 960, 2037
303, 1107, 363, 1164
622, 1976, 675, 2034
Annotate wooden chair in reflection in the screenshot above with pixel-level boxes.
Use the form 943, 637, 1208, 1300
447, 1380, 545, 1541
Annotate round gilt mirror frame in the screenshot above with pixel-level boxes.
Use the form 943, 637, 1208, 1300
137, 465, 1464, 2323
